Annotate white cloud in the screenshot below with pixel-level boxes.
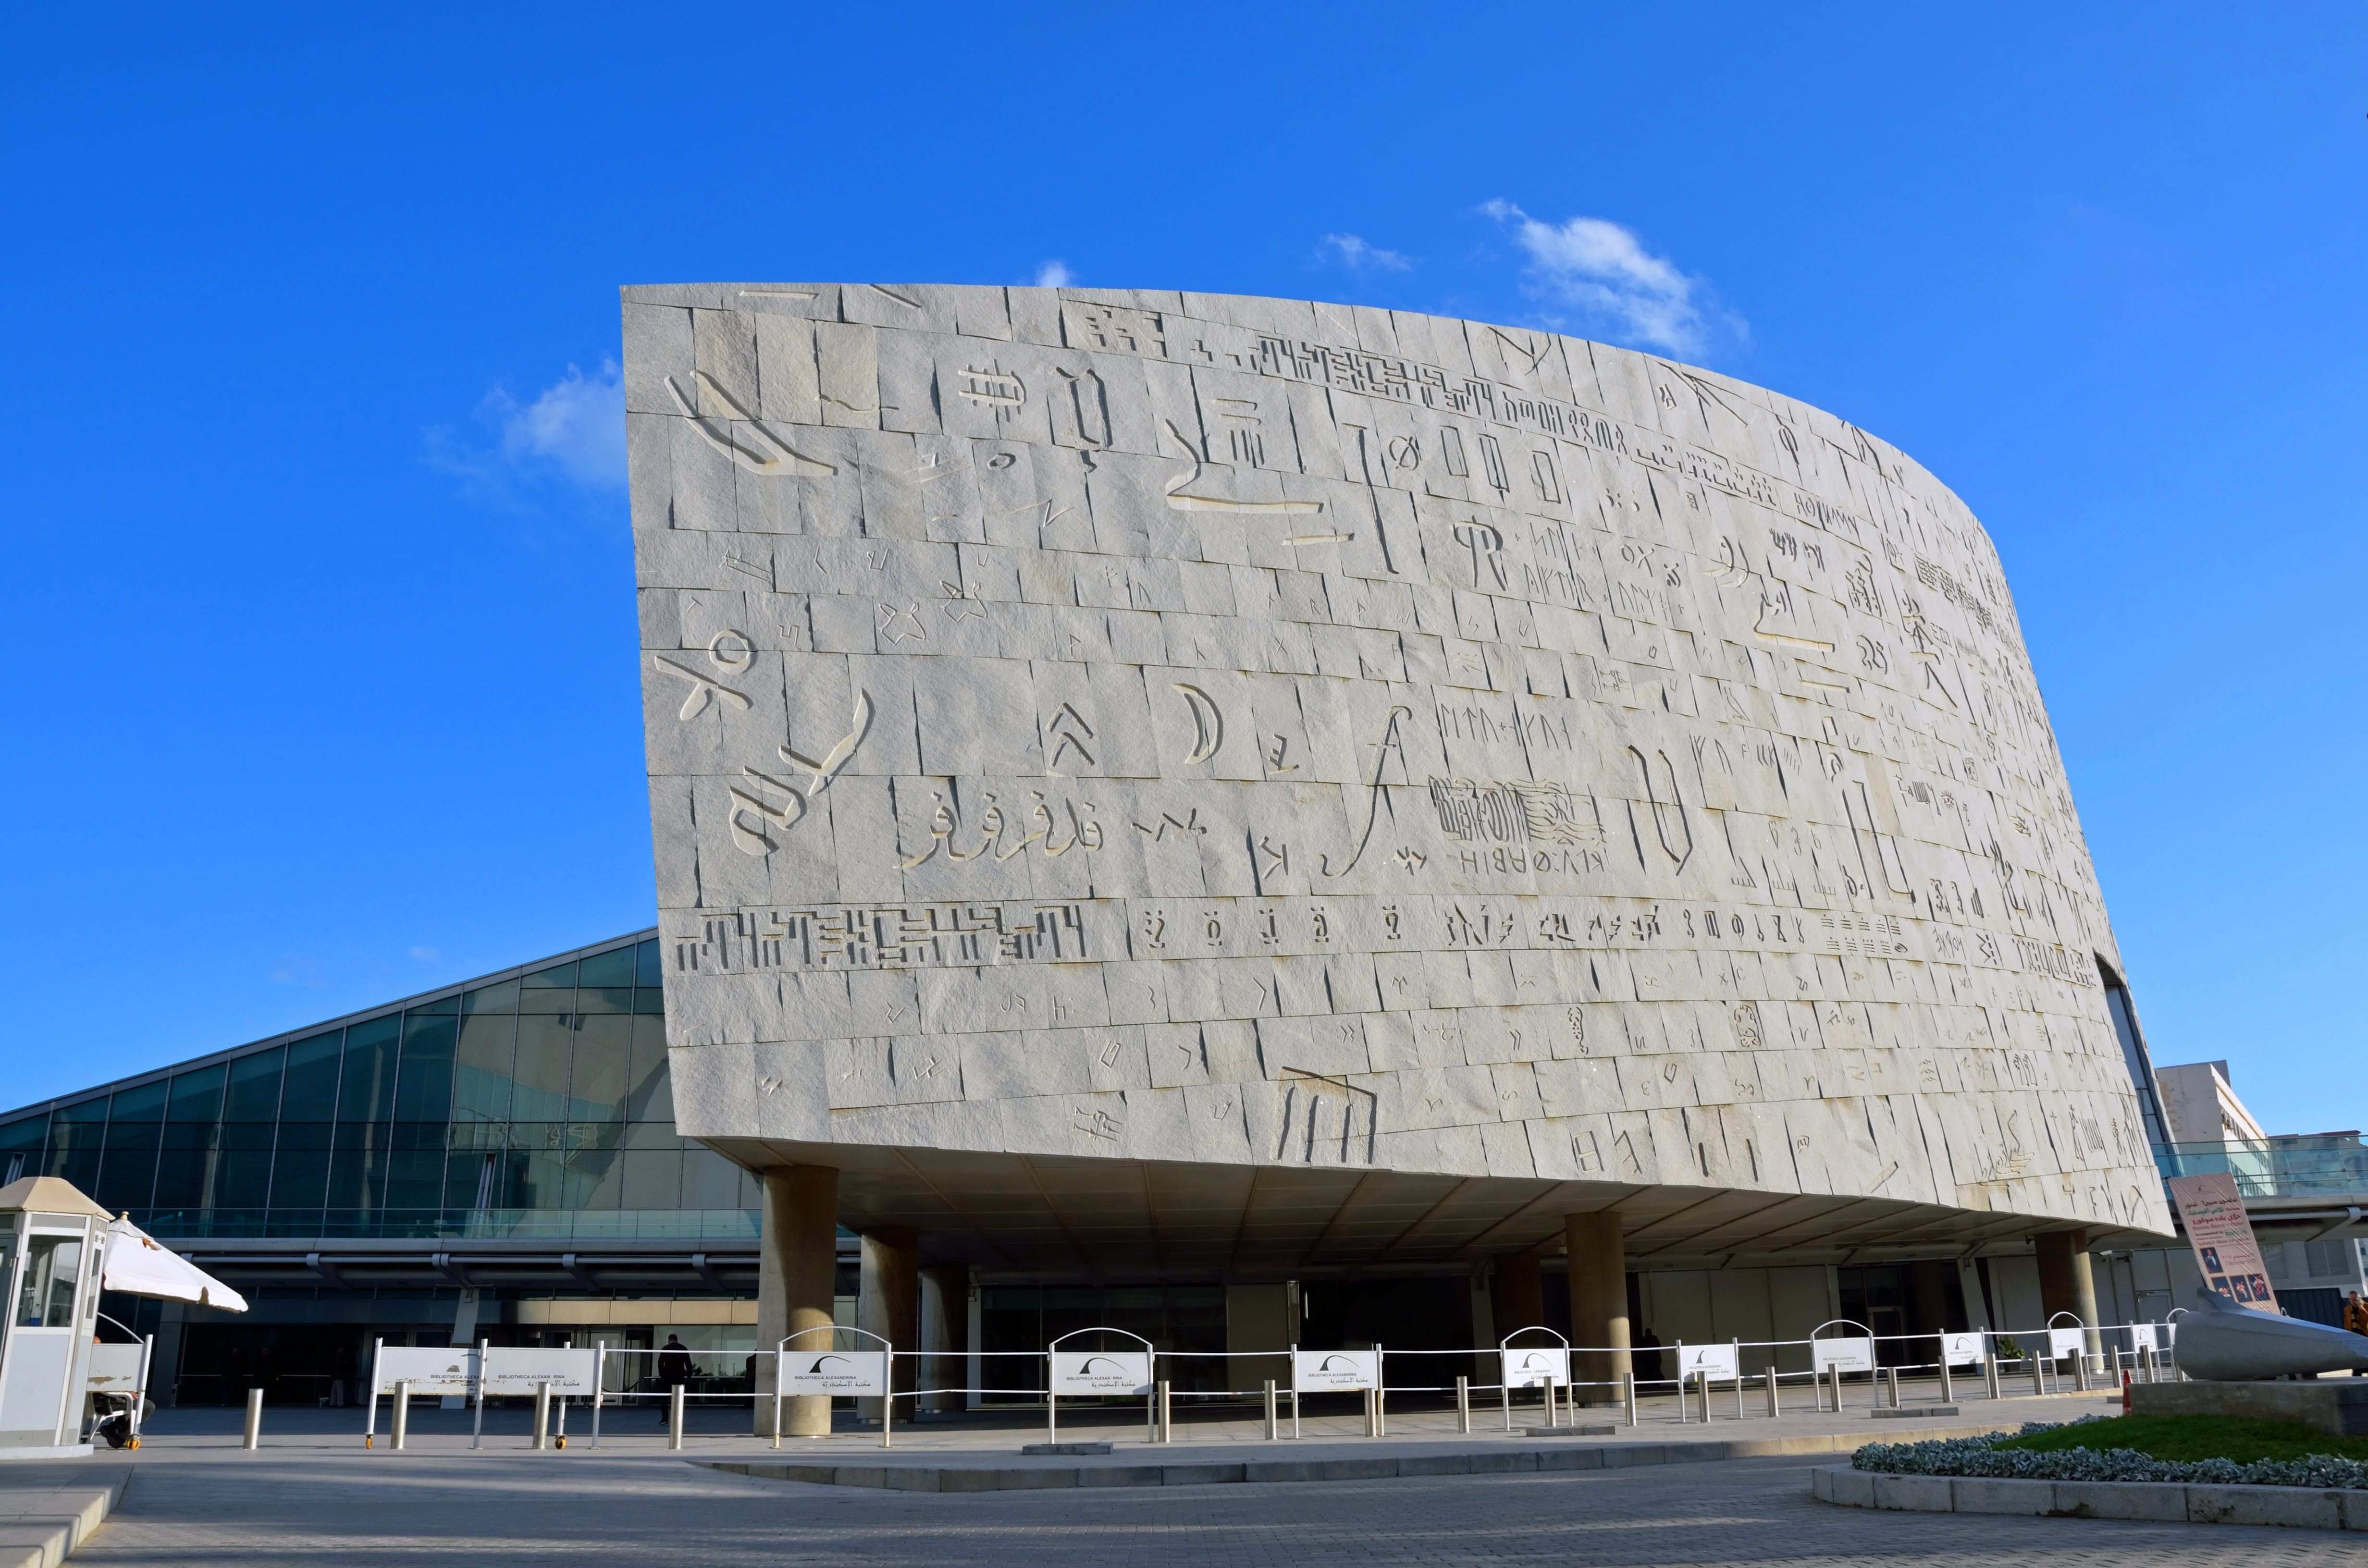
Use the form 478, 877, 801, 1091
1479, 201, 1740, 357
1319, 233, 1413, 272
1031, 260, 1074, 288
485, 360, 627, 488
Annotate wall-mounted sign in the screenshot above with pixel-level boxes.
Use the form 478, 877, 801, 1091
2167, 1172, 2280, 1313
782, 1350, 887, 1396
373, 1347, 478, 1397
1292, 1349, 1379, 1392
1811, 1337, 1873, 1374
1051, 1351, 1152, 1396
1676, 1342, 1738, 1381
1501, 1347, 1568, 1388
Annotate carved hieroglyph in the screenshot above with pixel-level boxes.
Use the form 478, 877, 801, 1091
625, 283, 2171, 1240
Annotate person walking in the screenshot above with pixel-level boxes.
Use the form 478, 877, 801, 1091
658, 1335, 695, 1428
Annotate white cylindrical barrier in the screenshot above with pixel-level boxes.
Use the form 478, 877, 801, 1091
533, 1380, 552, 1450
243, 1387, 263, 1451
668, 1385, 685, 1451
391, 1381, 412, 1451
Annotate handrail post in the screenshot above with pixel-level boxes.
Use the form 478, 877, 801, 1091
365, 1337, 382, 1449
471, 1340, 488, 1451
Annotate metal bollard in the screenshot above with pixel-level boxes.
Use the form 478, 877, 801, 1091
243, 1387, 264, 1451
667, 1385, 685, 1451
1157, 1381, 1172, 1445
1764, 1367, 1779, 1418
1621, 1371, 1636, 1426
1455, 1375, 1470, 1434
1939, 1357, 1953, 1403
2074, 1354, 2091, 1392
391, 1381, 412, 1451
1828, 1362, 1844, 1413
1984, 1354, 2000, 1400
1362, 1388, 1376, 1438
1264, 1379, 1279, 1440
1376, 1383, 1386, 1437
533, 1380, 552, 1450
1887, 1366, 1902, 1408
1544, 1377, 1558, 1428
2030, 1356, 2046, 1398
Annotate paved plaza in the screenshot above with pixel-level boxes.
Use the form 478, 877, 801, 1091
12, 1393, 2358, 1565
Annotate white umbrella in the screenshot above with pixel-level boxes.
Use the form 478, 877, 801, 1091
101, 1216, 248, 1312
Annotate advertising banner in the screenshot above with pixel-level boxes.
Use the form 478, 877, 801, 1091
781, 1349, 887, 1396
374, 1346, 478, 1397
1501, 1346, 1569, 1388
1292, 1349, 1380, 1392
1941, 1332, 1986, 1367
2167, 1172, 2280, 1312
1050, 1350, 1152, 1396
1811, 1337, 1873, 1374
1676, 1342, 1739, 1382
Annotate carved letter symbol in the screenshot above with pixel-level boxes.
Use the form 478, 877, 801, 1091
664, 373, 837, 476
1172, 684, 1224, 764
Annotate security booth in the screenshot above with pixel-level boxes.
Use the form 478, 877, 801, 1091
0, 1177, 109, 1458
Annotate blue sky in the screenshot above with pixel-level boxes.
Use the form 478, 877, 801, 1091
3, 4, 2362, 1135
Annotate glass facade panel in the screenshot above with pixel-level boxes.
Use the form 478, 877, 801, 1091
0, 934, 737, 1244
394, 1013, 458, 1122
223, 1048, 284, 1123
46, 1100, 108, 1191
0, 1115, 45, 1186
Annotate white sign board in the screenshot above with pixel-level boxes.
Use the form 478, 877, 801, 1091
1051, 1350, 1152, 1396
1292, 1349, 1380, 1392
84, 1343, 145, 1395
1501, 1347, 1569, 1388
1676, 1342, 1739, 1381
1811, 1337, 1874, 1374
2168, 1171, 2280, 1311
2047, 1328, 2086, 1361
781, 1349, 887, 1396
1941, 1332, 1986, 1367
2128, 1323, 2159, 1352
374, 1346, 478, 1397
485, 1348, 599, 1396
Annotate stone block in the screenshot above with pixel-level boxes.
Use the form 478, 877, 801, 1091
1819, 1466, 1876, 1507
1943, 1476, 2050, 1515
2185, 1483, 2343, 1529
2048, 1480, 2188, 1522
1871, 1473, 1953, 1512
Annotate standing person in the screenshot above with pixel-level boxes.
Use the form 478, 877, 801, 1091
657, 1334, 695, 1389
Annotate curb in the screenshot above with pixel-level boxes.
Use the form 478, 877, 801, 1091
699, 1423, 2024, 1493
0, 1470, 133, 1568
1810, 1463, 2368, 1532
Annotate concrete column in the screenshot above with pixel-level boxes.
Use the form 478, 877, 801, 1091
2034, 1229, 2102, 1355
919, 1264, 969, 1414
1565, 1210, 1633, 1391
756, 1164, 839, 1438
857, 1226, 919, 1424
1496, 1252, 1545, 1339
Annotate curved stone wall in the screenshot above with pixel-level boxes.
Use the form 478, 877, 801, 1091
624, 283, 2169, 1247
